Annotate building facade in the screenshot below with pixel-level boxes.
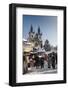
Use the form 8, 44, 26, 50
28, 25, 42, 49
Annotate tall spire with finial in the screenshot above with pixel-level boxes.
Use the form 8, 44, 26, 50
30, 24, 33, 32
38, 26, 40, 34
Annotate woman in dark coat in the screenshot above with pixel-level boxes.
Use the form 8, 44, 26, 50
34, 54, 39, 69
40, 57, 44, 69
51, 52, 56, 69
48, 53, 51, 68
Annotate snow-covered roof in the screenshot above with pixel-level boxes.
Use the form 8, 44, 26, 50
23, 39, 27, 42
37, 48, 45, 53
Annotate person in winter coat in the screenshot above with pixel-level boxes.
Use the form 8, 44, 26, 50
34, 54, 39, 69
48, 53, 51, 68
51, 52, 56, 69
40, 56, 44, 69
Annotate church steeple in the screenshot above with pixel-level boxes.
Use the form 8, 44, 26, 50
38, 26, 40, 34
30, 25, 33, 33
37, 26, 42, 36
28, 25, 35, 42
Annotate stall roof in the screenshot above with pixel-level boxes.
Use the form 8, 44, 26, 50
37, 48, 46, 53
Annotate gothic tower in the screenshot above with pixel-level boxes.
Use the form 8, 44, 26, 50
37, 27, 42, 47
28, 25, 35, 42
34, 26, 42, 48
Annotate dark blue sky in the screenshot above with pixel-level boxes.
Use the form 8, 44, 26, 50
23, 15, 57, 46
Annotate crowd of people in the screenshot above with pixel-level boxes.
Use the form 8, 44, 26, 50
48, 52, 57, 69
23, 52, 57, 74
29, 52, 57, 69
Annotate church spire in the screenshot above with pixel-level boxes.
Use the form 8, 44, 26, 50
38, 26, 40, 34
30, 25, 33, 32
